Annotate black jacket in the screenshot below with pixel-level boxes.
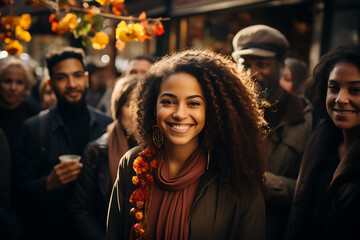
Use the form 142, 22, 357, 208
70, 133, 112, 240
15, 104, 112, 240
286, 119, 360, 240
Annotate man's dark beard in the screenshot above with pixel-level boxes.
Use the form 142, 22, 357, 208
55, 88, 87, 111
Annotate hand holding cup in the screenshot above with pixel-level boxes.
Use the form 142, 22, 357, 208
46, 154, 83, 191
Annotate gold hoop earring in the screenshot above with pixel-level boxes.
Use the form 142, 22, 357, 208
152, 125, 164, 148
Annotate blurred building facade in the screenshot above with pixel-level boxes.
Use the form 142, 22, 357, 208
134, 0, 359, 73
1, 0, 359, 76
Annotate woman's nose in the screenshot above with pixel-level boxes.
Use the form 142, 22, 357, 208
10, 82, 17, 90
335, 89, 350, 104
173, 104, 187, 119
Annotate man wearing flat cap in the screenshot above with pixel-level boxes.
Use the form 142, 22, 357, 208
232, 25, 313, 240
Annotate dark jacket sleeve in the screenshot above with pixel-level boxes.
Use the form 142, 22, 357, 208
0, 129, 11, 211
106, 147, 141, 240
70, 142, 106, 240
15, 119, 47, 199
106, 178, 124, 240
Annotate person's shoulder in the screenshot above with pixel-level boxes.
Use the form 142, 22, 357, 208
24, 106, 55, 128
119, 146, 143, 169
88, 105, 112, 122
23, 97, 42, 115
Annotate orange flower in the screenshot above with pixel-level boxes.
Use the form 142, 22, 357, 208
129, 188, 150, 204
112, 0, 124, 15
154, 22, 165, 36
133, 156, 149, 174
19, 14, 31, 30
132, 176, 139, 185
140, 174, 153, 187
130, 145, 157, 239
5, 40, 23, 55
91, 31, 109, 50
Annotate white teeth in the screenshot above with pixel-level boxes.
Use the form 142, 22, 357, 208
335, 110, 355, 114
172, 124, 190, 130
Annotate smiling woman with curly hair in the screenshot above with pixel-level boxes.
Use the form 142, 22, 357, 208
107, 49, 267, 240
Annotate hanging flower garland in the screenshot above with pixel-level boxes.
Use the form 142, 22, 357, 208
0, 13, 32, 55
0, 0, 169, 55
130, 144, 157, 240
45, 0, 168, 51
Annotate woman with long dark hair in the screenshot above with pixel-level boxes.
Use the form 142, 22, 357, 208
106, 49, 267, 240
286, 44, 360, 240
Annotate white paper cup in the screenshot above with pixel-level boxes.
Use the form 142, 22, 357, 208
58, 154, 81, 163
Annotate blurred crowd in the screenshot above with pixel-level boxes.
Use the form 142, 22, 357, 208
0, 24, 359, 240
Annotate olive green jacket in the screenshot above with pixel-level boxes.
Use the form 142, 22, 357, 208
264, 92, 313, 240
106, 147, 266, 240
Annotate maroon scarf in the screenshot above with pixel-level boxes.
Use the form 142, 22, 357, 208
147, 147, 206, 240
108, 120, 129, 184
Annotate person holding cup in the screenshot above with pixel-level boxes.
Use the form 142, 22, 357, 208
15, 47, 112, 240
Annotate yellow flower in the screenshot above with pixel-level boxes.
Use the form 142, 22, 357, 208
115, 20, 145, 43
56, 13, 78, 34
91, 32, 109, 50
5, 40, 23, 55
19, 14, 31, 30
95, 0, 111, 5
15, 26, 31, 42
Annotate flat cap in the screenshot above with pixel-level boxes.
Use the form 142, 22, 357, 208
232, 24, 289, 61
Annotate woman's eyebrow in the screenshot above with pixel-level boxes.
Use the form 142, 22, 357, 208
186, 95, 205, 101
160, 93, 204, 101
159, 93, 176, 98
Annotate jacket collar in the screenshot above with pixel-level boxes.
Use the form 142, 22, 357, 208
265, 89, 306, 128
48, 104, 98, 132
329, 138, 360, 192
192, 151, 218, 206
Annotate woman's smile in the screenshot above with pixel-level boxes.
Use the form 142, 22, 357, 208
167, 123, 194, 133
156, 72, 206, 148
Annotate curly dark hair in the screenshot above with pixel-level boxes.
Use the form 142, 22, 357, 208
133, 49, 267, 198
310, 44, 360, 119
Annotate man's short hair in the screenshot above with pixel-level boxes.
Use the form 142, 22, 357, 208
130, 55, 155, 64
46, 46, 86, 78
232, 24, 289, 62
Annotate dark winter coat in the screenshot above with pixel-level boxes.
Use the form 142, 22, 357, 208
106, 147, 266, 240
15, 105, 112, 240
286, 119, 360, 240
264, 91, 313, 240
70, 133, 112, 240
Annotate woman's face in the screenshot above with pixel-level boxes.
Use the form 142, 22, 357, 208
326, 62, 360, 130
156, 72, 206, 149
41, 84, 57, 109
120, 98, 132, 133
0, 66, 27, 109
279, 66, 293, 92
